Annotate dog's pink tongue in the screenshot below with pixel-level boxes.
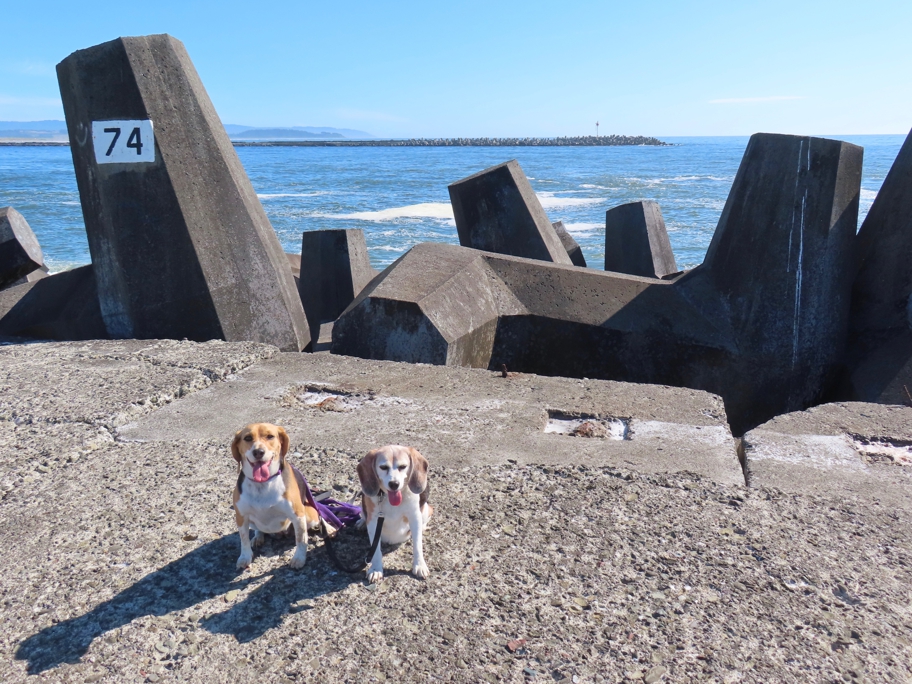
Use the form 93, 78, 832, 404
252, 462, 272, 483
388, 489, 403, 506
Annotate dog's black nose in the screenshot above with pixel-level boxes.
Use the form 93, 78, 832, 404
388, 481, 400, 490
252, 448, 265, 458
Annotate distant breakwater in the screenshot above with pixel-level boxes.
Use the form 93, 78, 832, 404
231, 135, 670, 147
0, 135, 669, 148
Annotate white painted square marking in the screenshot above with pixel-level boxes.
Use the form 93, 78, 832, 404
92, 120, 155, 164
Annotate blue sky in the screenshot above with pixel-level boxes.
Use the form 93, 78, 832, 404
1, 0, 910, 137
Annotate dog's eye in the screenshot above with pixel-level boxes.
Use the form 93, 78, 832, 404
266, 435, 274, 440
243, 435, 253, 442
379, 465, 389, 471
398, 465, 407, 471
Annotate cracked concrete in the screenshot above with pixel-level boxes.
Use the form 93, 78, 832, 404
0, 340, 910, 683
0, 339, 276, 429
116, 351, 741, 485
743, 402, 912, 509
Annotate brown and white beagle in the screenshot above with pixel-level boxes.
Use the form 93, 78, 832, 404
357, 445, 433, 583
231, 423, 322, 570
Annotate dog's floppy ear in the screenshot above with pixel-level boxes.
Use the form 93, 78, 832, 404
357, 449, 382, 497
276, 425, 290, 462
407, 447, 429, 494
231, 429, 244, 468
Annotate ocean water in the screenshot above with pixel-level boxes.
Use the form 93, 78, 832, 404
0, 134, 905, 273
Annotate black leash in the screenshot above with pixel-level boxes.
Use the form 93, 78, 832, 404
321, 514, 385, 574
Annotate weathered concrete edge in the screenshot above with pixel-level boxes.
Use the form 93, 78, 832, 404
0, 339, 279, 431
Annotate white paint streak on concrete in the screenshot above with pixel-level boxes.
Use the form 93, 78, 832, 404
630, 421, 732, 447
791, 139, 807, 369
746, 432, 865, 471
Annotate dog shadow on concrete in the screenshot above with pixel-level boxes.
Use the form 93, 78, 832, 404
15, 531, 370, 674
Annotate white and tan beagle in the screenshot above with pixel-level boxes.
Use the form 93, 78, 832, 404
357, 445, 433, 583
231, 423, 321, 570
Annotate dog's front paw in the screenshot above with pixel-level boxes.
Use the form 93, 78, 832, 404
251, 531, 266, 549
236, 552, 252, 570
288, 551, 307, 569
367, 567, 384, 584
412, 560, 429, 579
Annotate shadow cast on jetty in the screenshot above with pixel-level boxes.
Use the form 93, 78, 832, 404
16, 533, 364, 674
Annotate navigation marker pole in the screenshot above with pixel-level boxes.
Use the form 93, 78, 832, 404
596, 121, 599, 138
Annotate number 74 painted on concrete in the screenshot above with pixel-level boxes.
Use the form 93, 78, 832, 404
92, 120, 155, 164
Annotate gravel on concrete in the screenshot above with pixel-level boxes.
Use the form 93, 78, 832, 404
0, 339, 276, 428
0, 341, 909, 684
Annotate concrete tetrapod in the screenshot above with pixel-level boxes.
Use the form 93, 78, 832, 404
333, 134, 862, 434
56, 34, 309, 351
842, 127, 912, 404
10, 266, 49, 288
448, 160, 572, 265
604, 200, 677, 278
551, 221, 587, 267
0, 265, 108, 341
0, 207, 44, 291
298, 229, 377, 347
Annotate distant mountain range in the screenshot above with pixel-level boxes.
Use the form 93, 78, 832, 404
224, 125, 374, 139
229, 128, 343, 140
0, 121, 68, 140
0, 121, 374, 140
0, 120, 68, 131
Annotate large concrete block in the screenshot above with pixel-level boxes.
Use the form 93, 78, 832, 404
333, 134, 862, 435
10, 265, 49, 288
298, 229, 376, 346
333, 242, 738, 391
0, 207, 44, 290
743, 402, 912, 507
686, 134, 862, 420
0, 266, 107, 341
448, 160, 572, 264
604, 201, 677, 278
551, 221, 586, 267
332, 244, 522, 366
842, 127, 912, 404
56, 35, 309, 351
119, 351, 743, 486
286, 252, 301, 279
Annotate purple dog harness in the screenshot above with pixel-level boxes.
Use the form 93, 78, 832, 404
289, 463, 362, 529
288, 463, 385, 573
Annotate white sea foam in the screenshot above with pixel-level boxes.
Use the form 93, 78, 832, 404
321, 194, 602, 222
860, 189, 878, 201
581, 184, 611, 190
330, 202, 455, 222
257, 192, 326, 199
563, 222, 602, 234
625, 175, 731, 185
536, 192, 603, 209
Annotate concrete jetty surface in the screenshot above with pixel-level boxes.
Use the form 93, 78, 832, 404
1, 340, 910, 682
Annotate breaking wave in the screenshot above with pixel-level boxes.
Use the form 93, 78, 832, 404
563, 222, 602, 234
257, 192, 327, 199
329, 202, 455, 222
536, 192, 603, 209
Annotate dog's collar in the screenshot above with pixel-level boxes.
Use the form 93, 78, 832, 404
261, 468, 283, 483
